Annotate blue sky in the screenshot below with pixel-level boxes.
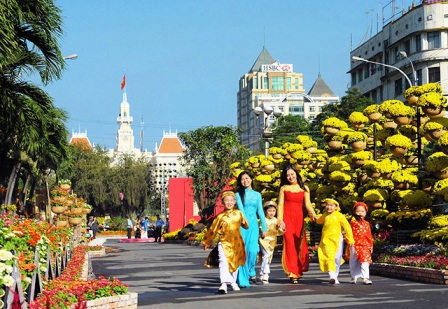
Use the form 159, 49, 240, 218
42, 0, 415, 151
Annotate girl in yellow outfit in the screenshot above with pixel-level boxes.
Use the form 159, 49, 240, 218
202, 191, 249, 294
316, 198, 354, 285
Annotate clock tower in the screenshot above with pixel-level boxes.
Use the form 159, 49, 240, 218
116, 93, 135, 152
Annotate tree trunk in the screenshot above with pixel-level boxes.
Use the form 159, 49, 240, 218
5, 161, 21, 205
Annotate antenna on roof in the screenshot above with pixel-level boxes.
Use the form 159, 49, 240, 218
140, 114, 144, 152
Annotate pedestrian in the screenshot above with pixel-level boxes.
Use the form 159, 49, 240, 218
126, 216, 133, 239
155, 214, 165, 242
316, 198, 354, 285
202, 191, 248, 294
348, 201, 373, 285
277, 164, 317, 283
258, 200, 284, 284
141, 218, 149, 239
89, 217, 99, 239
235, 171, 267, 287
164, 217, 170, 233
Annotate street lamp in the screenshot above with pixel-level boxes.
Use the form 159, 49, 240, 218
254, 105, 282, 157
352, 55, 422, 188
399, 51, 417, 86
64, 54, 78, 60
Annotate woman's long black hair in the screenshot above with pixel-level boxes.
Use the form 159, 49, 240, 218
236, 170, 253, 206
280, 164, 306, 190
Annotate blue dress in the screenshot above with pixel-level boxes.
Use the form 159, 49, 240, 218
236, 188, 267, 287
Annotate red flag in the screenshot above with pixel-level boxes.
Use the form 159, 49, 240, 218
121, 74, 126, 90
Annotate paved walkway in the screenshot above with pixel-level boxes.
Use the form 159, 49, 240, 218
91, 238, 448, 309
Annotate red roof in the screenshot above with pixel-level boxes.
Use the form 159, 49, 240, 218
158, 137, 183, 154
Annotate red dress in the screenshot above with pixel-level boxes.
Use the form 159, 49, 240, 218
281, 191, 309, 278
350, 218, 373, 263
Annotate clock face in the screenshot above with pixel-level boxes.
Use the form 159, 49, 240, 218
123, 135, 129, 141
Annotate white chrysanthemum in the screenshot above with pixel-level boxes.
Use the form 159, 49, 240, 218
23, 277, 32, 284
0, 250, 14, 261
40, 266, 47, 273
4, 232, 17, 239
3, 275, 15, 287
4, 265, 12, 273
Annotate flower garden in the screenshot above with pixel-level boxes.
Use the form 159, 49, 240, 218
165, 83, 448, 280
0, 183, 131, 308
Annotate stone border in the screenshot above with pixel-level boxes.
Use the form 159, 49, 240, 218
83, 292, 138, 309
371, 263, 448, 285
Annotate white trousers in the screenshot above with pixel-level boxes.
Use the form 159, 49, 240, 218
329, 234, 344, 279
141, 230, 148, 239
259, 246, 270, 276
349, 246, 370, 279
218, 243, 238, 284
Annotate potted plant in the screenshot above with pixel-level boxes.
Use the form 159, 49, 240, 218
296, 135, 318, 152
404, 85, 425, 105
363, 104, 382, 122
363, 188, 389, 209
425, 152, 448, 179
350, 150, 373, 168
269, 146, 287, 159
291, 149, 312, 166
391, 170, 418, 190
375, 157, 402, 177
349, 111, 369, 130
58, 179, 72, 190
398, 124, 418, 140
388, 103, 416, 125
385, 134, 413, 156
417, 92, 447, 118
379, 99, 403, 118
438, 131, 448, 155
346, 131, 368, 151
329, 170, 352, 187
379, 116, 398, 129
401, 190, 432, 210
322, 117, 348, 135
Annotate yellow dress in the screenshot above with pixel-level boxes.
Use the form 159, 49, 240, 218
317, 211, 354, 272
259, 217, 283, 262
202, 208, 248, 273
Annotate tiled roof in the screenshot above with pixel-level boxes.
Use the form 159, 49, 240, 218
158, 136, 183, 154
308, 73, 336, 97
249, 46, 275, 73
70, 137, 92, 151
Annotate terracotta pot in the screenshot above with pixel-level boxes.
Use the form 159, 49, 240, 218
382, 121, 398, 129
60, 184, 71, 190
332, 180, 349, 188
381, 172, 392, 179
299, 160, 310, 165
394, 182, 410, 190
390, 146, 408, 157
407, 95, 419, 106
352, 159, 365, 168
263, 164, 275, 171
351, 141, 367, 152
402, 155, 419, 165
51, 206, 66, 214
71, 207, 84, 215
434, 170, 448, 180
366, 200, 383, 209
422, 105, 445, 118
324, 126, 340, 135
69, 217, 83, 226
427, 129, 446, 141
411, 115, 429, 127
351, 122, 365, 130
367, 112, 382, 122
57, 220, 67, 227
252, 163, 260, 168
328, 140, 342, 150
272, 153, 283, 159
393, 116, 412, 126
366, 170, 381, 178
306, 147, 317, 153
284, 154, 292, 160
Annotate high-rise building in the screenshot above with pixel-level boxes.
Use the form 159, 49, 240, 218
237, 47, 338, 153
349, 1, 448, 102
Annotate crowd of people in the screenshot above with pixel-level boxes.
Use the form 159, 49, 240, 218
126, 215, 169, 240
202, 164, 374, 294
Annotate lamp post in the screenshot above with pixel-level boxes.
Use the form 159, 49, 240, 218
254, 105, 282, 157
352, 55, 422, 189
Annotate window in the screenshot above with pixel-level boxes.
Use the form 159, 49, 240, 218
416, 69, 422, 85
393, 46, 399, 63
415, 34, 421, 52
310, 106, 315, 113
394, 78, 403, 96
351, 73, 357, 86
371, 89, 377, 102
357, 69, 363, 82
271, 76, 284, 90
295, 78, 299, 89
364, 65, 370, 79
287, 77, 291, 90
427, 31, 441, 49
253, 77, 258, 89
289, 105, 304, 114
428, 67, 440, 83
404, 39, 411, 55
263, 77, 268, 89
370, 63, 377, 75
318, 106, 323, 113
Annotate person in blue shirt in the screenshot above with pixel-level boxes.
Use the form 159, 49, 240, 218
155, 214, 165, 242
235, 171, 267, 287
126, 216, 133, 239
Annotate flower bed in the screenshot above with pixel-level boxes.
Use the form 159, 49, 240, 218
371, 263, 448, 284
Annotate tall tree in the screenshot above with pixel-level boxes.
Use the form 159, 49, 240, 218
271, 114, 314, 147
179, 126, 250, 212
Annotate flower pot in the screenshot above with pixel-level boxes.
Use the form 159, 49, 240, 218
390, 146, 408, 157
434, 170, 448, 180
351, 141, 367, 152
284, 154, 292, 160
60, 184, 71, 190
328, 140, 342, 150
393, 116, 412, 126
306, 147, 317, 153
427, 129, 446, 141
57, 220, 68, 227
299, 160, 310, 165
394, 182, 410, 190
382, 121, 398, 129
407, 95, 419, 106
252, 163, 260, 168
351, 122, 365, 130
411, 115, 429, 127
84, 208, 92, 214
402, 155, 418, 165
352, 159, 365, 168
263, 164, 275, 171
71, 207, 84, 215
69, 217, 83, 226
366, 200, 383, 209
366, 170, 381, 178
422, 105, 445, 118
367, 112, 382, 122
332, 180, 349, 188
272, 153, 283, 159
51, 206, 66, 214
324, 126, 340, 135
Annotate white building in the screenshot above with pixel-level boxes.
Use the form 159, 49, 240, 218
349, 1, 448, 102
237, 47, 339, 153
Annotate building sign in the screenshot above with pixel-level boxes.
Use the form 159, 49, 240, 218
261, 62, 293, 73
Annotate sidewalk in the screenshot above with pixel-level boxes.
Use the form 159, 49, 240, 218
90, 239, 448, 309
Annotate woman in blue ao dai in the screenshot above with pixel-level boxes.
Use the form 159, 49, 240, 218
235, 171, 267, 287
